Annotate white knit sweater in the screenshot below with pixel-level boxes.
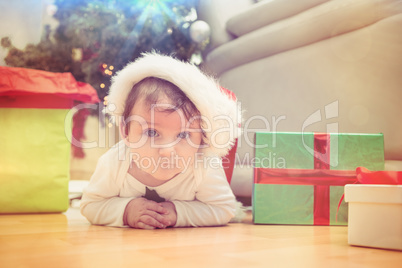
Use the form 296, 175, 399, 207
80, 141, 237, 227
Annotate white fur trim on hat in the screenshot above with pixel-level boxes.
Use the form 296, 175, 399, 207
107, 52, 241, 157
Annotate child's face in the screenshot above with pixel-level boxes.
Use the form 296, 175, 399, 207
125, 97, 203, 181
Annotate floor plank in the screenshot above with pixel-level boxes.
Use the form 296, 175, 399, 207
0, 207, 400, 268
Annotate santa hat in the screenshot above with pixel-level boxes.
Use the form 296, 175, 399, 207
107, 52, 241, 157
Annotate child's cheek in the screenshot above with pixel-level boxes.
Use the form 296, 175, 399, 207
188, 133, 203, 148
127, 127, 149, 145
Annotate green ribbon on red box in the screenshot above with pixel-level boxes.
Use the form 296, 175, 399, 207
254, 133, 401, 225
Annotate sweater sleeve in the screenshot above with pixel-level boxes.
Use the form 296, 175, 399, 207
172, 161, 237, 227
80, 150, 132, 227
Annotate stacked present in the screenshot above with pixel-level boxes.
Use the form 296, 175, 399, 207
252, 132, 385, 226
345, 168, 402, 250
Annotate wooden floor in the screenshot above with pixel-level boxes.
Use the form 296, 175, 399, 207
0, 206, 401, 268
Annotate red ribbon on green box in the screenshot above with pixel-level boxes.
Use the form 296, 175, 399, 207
255, 168, 358, 225
255, 133, 359, 225
253, 132, 385, 225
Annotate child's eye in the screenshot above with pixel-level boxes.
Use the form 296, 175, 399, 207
177, 131, 190, 139
145, 129, 159, 137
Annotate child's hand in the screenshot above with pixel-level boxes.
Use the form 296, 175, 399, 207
123, 198, 171, 229
159, 201, 177, 227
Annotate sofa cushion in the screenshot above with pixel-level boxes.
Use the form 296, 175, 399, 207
218, 15, 402, 162
197, 0, 254, 54
205, 0, 402, 76
226, 0, 330, 37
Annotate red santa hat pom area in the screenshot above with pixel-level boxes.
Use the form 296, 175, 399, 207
107, 52, 241, 157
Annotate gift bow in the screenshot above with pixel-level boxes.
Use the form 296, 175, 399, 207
356, 167, 402, 184
336, 167, 402, 221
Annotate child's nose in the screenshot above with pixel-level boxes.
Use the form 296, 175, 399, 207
158, 145, 176, 157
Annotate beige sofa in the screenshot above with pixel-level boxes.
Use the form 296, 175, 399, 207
198, 0, 402, 198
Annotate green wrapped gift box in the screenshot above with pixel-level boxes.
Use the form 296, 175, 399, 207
0, 67, 99, 213
252, 132, 384, 225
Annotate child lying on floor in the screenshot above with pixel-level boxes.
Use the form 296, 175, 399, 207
80, 53, 242, 229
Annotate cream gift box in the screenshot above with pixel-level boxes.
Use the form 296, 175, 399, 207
344, 184, 402, 250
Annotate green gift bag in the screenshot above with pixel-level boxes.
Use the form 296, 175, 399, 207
253, 132, 385, 225
0, 66, 99, 213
